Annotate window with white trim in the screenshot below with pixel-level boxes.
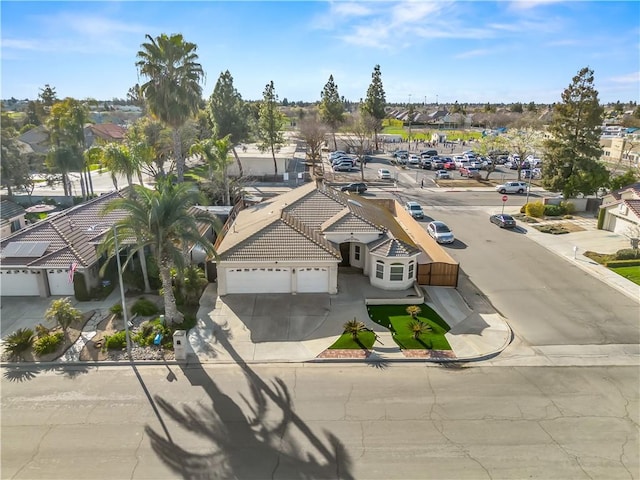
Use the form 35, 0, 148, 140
375, 261, 384, 279
354, 245, 361, 261
408, 261, 414, 279
390, 263, 404, 281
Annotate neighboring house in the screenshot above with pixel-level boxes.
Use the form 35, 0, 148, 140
0, 200, 27, 237
17, 125, 50, 155
84, 123, 127, 148
214, 182, 458, 295
600, 183, 640, 236
600, 133, 640, 169
227, 143, 297, 177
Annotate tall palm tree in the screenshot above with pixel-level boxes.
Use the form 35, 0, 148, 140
101, 179, 218, 324
189, 134, 233, 205
136, 33, 204, 183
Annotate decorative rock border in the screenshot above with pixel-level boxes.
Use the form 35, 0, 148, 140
317, 349, 371, 359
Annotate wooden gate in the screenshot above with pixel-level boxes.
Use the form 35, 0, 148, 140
417, 262, 459, 287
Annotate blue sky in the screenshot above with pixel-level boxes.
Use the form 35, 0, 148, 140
2, 1, 639, 104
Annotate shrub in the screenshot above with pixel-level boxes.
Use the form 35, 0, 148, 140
110, 303, 123, 318
44, 297, 82, 333
33, 332, 64, 355
131, 298, 159, 317
104, 331, 127, 350
73, 272, 90, 301
560, 201, 576, 215
544, 204, 564, 216
35, 323, 49, 338
605, 259, 640, 268
525, 201, 545, 218
597, 209, 605, 230
616, 249, 639, 260
4, 328, 35, 359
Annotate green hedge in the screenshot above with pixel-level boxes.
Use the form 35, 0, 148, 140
597, 209, 605, 230
615, 249, 639, 260
605, 259, 640, 268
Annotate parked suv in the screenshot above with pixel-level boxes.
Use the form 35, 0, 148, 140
495, 181, 528, 194
340, 182, 367, 193
405, 201, 424, 219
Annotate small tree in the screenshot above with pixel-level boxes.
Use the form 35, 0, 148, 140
343, 318, 366, 341
408, 320, 431, 340
44, 298, 82, 337
4, 328, 35, 360
406, 305, 421, 319
257, 80, 286, 176
362, 65, 386, 151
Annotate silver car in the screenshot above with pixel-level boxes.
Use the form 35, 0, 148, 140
427, 221, 455, 244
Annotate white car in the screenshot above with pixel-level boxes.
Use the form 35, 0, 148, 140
408, 154, 421, 165
405, 201, 424, 219
427, 221, 455, 244
377, 168, 392, 180
495, 181, 529, 194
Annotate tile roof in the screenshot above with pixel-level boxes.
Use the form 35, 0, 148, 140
369, 237, 421, 258
1, 200, 26, 221
626, 199, 640, 219
609, 182, 640, 201
217, 182, 421, 263
87, 123, 127, 142
0, 191, 127, 269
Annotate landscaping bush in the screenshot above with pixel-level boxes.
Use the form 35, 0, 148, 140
604, 259, 640, 268
544, 204, 564, 216
35, 323, 49, 338
73, 272, 90, 301
597, 209, 605, 230
33, 331, 64, 355
4, 328, 35, 359
536, 224, 569, 234
584, 251, 614, 264
104, 331, 127, 350
560, 201, 576, 215
525, 201, 545, 218
615, 249, 639, 260
110, 303, 123, 318
131, 298, 159, 317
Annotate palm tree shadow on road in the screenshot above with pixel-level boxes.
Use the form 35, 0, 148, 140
144, 325, 354, 479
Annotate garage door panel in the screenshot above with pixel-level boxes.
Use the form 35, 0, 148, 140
226, 268, 290, 294
296, 267, 329, 293
1, 270, 40, 296
47, 270, 75, 296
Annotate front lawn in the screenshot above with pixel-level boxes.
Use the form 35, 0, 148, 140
329, 331, 376, 350
609, 265, 640, 285
367, 304, 451, 350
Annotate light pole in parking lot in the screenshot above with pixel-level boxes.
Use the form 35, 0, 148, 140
408, 94, 412, 150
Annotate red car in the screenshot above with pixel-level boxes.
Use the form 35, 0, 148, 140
444, 161, 456, 170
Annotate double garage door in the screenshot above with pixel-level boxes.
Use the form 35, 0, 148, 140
225, 267, 329, 294
0, 269, 74, 296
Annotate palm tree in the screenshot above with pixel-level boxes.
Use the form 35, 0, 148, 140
136, 33, 204, 183
408, 320, 431, 340
189, 134, 233, 205
343, 318, 366, 342
406, 305, 422, 319
101, 178, 218, 324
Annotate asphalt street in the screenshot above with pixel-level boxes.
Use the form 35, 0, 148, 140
2, 363, 638, 480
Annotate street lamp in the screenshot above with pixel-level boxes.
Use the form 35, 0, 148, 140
408, 94, 412, 150
112, 225, 132, 358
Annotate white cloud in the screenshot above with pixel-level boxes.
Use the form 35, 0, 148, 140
331, 2, 374, 18
508, 0, 565, 11
606, 72, 640, 85
454, 48, 492, 59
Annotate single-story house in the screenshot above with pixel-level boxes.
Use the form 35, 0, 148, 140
0, 200, 27, 238
0, 190, 218, 297
84, 123, 127, 148
600, 182, 640, 236
214, 182, 458, 295
226, 143, 297, 178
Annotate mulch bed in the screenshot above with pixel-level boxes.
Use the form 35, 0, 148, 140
317, 349, 371, 359
402, 349, 457, 359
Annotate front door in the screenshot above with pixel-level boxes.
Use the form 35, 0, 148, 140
339, 242, 350, 266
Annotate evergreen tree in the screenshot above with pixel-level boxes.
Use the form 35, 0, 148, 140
257, 81, 285, 176
319, 75, 344, 150
542, 67, 609, 198
38, 84, 58, 107
362, 65, 386, 150
207, 70, 250, 176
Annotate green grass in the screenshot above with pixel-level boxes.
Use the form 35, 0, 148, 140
609, 266, 640, 285
367, 304, 451, 350
329, 331, 376, 350
184, 164, 209, 182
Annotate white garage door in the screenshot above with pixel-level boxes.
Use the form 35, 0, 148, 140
296, 267, 329, 293
0, 270, 40, 296
225, 267, 291, 294
47, 270, 75, 296
613, 216, 634, 236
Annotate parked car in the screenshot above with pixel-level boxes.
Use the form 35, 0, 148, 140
341, 182, 367, 193
420, 158, 432, 170
435, 170, 451, 179
495, 181, 528, 194
393, 150, 408, 158
405, 201, 424, 219
329, 151, 346, 160
377, 168, 392, 180
490, 213, 517, 228
331, 155, 353, 165
443, 160, 457, 170
430, 157, 444, 169
459, 167, 481, 179
408, 154, 421, 165
333, 162, 354, 172
427, 221, 455, 244
420, 150, 438, 158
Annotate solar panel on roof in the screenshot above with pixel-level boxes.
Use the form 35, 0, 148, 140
2, 241, 50, 258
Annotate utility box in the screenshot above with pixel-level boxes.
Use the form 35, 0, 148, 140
173, 330, 187, 361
